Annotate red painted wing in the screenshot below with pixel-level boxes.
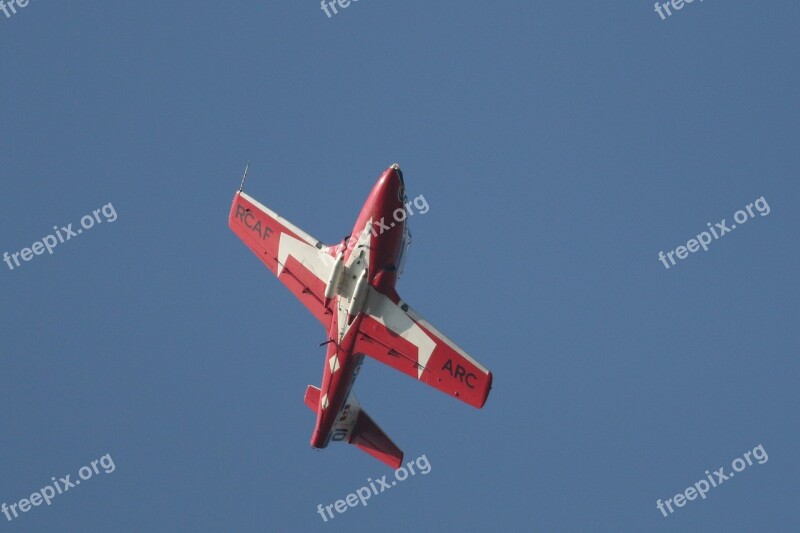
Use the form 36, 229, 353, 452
355, 289, 492, 408
228, 192, 334, 325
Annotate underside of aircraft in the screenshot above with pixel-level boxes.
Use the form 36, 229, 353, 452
228, 164, 492, 468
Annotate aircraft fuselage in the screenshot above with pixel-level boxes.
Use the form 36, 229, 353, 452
310, 165, 407, 448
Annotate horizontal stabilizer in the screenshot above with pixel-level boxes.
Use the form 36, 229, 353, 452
303, 385, 403, 468
351, 410, 404, 469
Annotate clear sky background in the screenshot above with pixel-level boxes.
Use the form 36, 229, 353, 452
1, 2, 798, 532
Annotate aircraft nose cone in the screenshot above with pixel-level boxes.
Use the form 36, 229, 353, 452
390, 163, 404, 184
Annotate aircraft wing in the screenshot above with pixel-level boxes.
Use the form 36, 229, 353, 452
355, 289, 492, 408
228, 191, 334, 325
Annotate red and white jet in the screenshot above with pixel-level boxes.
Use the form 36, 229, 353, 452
228, 164, 492, 468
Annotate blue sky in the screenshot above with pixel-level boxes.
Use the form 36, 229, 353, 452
1, 2, 798, 531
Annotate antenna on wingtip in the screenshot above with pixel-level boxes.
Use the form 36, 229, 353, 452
238, 161, 250, 192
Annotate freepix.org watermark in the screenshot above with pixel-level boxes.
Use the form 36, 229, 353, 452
2, 453, 116, 523
654, 0, 704, 21
0, 0, 32, 21
658, 196, 770, 270
316, 454, 432, 522
656, 444, 768, 518
320, 0, 361, 19
3, 202, 118, 272
343, 193, 428, 251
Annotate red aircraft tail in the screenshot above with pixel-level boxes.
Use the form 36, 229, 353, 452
304, 385, 403, 469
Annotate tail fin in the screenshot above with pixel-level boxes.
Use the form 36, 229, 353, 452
303, 385, 403, 469
304, 385, 321, 411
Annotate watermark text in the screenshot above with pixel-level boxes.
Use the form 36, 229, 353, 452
2, 453, 116, 522
658, 196, 769, 270
656, 444, 767, 517
3, 202, 118, 272
316, 453, 431, 522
